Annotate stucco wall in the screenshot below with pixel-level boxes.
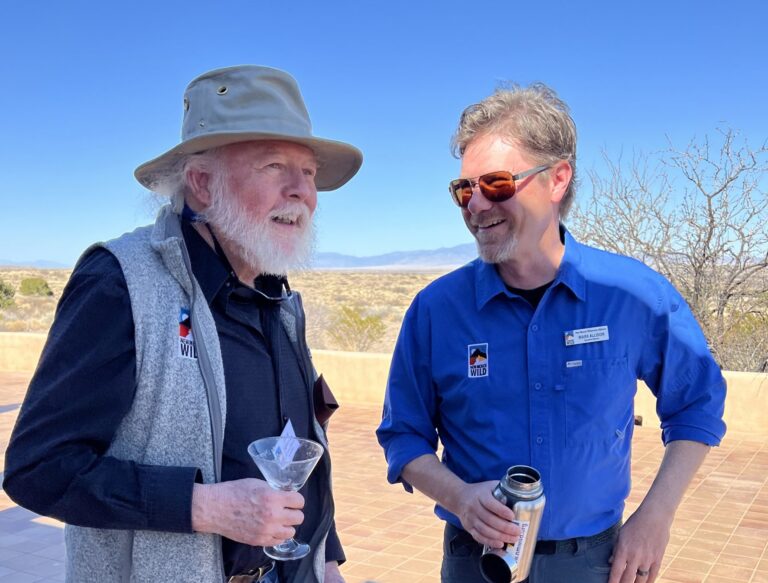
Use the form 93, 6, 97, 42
634, 373, 767, 435
315, 350, 767, 435
2, 333, 766, 434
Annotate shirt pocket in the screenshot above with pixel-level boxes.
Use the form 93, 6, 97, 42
561, 356, 635, 447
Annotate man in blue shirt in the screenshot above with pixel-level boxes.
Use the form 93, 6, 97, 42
377, 83, 726, 583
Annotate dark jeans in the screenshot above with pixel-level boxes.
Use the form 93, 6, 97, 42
440, 522, 617, 583
440, 522, 485, 582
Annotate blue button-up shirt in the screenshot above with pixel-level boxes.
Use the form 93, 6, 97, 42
377, 230, 726, 540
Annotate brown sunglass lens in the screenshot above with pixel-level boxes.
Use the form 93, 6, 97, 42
478, 172, 515, 201
451, 179, 474, 207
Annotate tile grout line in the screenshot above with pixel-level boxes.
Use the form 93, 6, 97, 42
680, 435, 766, 582
746, 439, 768, 583
656, 436, 732, 579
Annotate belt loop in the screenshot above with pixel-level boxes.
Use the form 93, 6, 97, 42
574, 536, 588, 556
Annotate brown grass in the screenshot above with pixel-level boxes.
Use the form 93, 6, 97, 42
0, 268, 70, 332
0, 267, 447, 351
291, 270, 446, 352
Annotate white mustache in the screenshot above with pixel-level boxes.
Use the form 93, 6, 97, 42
269, 203, 311, 226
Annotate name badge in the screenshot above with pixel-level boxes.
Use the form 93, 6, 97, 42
564, 326, 609, 346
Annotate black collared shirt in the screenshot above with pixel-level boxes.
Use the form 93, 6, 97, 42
3, 221, 343, 575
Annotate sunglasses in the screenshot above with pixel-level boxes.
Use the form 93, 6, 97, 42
448, 165, 551, 208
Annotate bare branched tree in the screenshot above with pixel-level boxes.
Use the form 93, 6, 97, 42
570, 128, 768, 371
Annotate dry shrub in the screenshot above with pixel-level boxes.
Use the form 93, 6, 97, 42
0, 269, 63, 332
325, 306, 386, 352
20, 277, 54, 296
0, 279, 14, 309
291, 270, 444, 352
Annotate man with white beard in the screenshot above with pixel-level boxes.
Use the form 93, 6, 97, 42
4, 65, 362, 583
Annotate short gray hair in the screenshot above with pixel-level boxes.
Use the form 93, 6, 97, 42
451, 82, 578, 217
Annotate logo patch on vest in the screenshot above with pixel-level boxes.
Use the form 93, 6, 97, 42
467, 343, 489, 378
179, 307, 198, 360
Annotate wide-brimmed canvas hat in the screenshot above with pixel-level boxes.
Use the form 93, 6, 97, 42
135, 65, 363, 192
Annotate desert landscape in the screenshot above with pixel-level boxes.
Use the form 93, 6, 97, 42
0, 267, 447, 354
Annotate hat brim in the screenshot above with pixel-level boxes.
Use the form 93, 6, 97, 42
134, 132, 363, 193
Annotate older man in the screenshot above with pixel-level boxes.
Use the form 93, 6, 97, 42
4, 65, 362, 583
377, 83, 726, 583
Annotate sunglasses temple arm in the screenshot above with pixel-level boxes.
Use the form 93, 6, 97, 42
514, 164, 551, 180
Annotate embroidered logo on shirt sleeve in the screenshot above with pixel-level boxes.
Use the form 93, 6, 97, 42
179, 307, 198, 360
467, 343, 489, 378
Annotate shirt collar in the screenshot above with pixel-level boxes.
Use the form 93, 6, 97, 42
474, 224, 587, 310
181, 219, 230, 306
557, 227, 587, 302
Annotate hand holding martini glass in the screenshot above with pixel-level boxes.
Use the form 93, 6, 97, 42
248, 436, 324, 561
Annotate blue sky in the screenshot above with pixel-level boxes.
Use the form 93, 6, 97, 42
2, 0, 766, 266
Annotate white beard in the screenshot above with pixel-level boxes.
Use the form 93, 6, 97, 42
469, 213, 519, 264
202, 184, 315, 276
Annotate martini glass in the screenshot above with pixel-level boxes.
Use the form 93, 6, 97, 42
247, 436, 325, 560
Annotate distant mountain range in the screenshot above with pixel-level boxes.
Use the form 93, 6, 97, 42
1, 242, 479, 271
312, 243, 477, 270
0, 259, 70, 269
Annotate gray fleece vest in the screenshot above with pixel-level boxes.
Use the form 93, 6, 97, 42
65, 206, 331, 583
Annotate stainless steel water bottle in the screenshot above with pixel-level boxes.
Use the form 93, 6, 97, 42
479, 465, 546, 583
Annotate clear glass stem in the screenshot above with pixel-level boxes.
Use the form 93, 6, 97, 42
264, 537, 310, 560
274, 538, 300, 552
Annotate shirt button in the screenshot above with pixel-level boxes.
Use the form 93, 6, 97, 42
536, 436, 543, 445
534, 382, 542, 390
531, 324, 539, 332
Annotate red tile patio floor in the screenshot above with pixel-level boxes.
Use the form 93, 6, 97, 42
0, 370, 767, 582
